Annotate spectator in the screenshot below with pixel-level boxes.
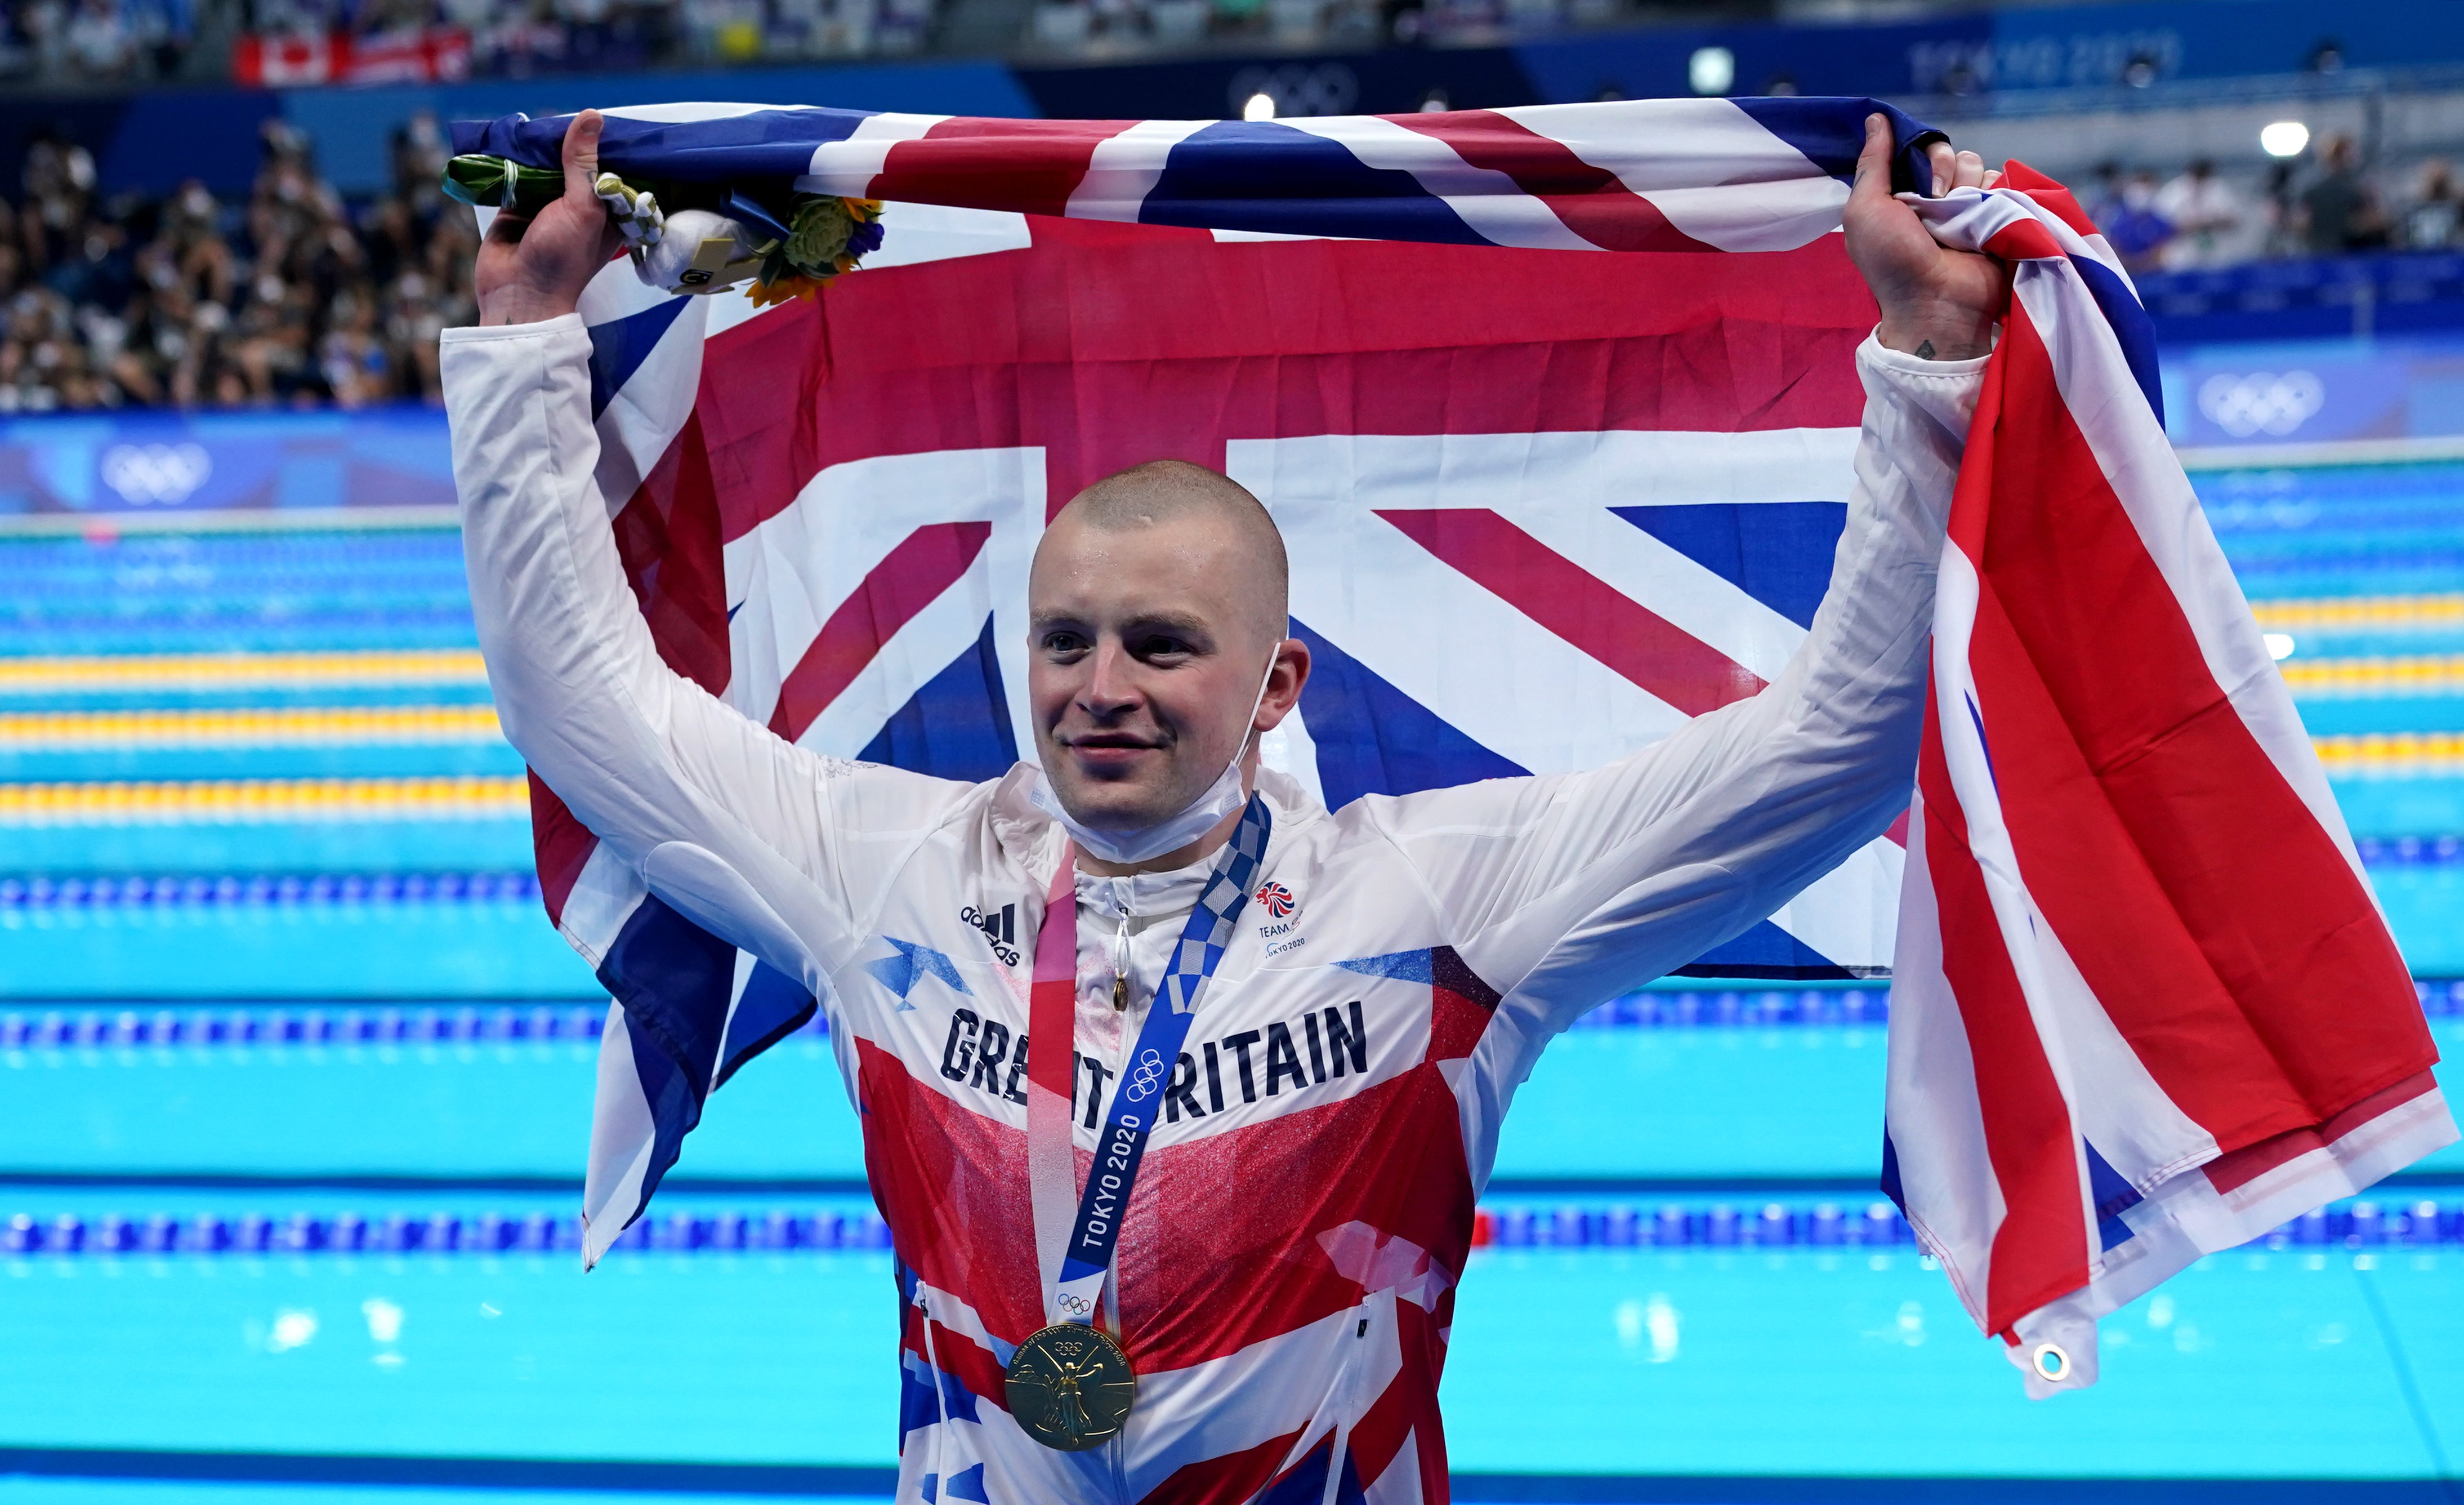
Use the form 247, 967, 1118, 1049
2405, 159, 2462, 251
0, 118, 477, 412
2153, 159, 2244, 269
2096, 167, 2174, 274
2301, 135, 2390, 253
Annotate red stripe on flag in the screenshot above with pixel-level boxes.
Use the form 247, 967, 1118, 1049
698, 222, 1877, 540
1996, 160, 2101, 243
614, 409, 733, 695
766, 521, 992, 743
2203, 1071, 2440, 1196
1958, 301, 2430, 1141
1981, 218, 2068, 264
1377, 507, 1765, 716
528, 773, 596, 927
1391, 111, 1715, 252
1917, 713, 2093, 1334
872, 119, 1141, 220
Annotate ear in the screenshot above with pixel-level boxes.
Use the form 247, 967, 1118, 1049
1253, 636, 1312, 731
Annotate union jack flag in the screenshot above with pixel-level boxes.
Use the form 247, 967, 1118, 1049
460, 97, 2450, 1390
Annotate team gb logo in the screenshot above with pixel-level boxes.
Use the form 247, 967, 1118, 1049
1255, 881, 1297, 919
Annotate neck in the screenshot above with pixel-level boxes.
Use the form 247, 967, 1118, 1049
1070, 762, 1257, 878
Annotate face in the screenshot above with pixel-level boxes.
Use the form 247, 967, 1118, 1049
1028, 507, 1306, 833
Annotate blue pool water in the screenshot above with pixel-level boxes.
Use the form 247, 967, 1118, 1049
5, 455, 2463, 1499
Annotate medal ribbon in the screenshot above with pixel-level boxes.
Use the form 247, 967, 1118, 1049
1024, 795, 1273, 1329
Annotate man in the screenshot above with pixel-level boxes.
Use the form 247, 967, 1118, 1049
447, 108, 2002, 1503
2153, 159, 2246, 270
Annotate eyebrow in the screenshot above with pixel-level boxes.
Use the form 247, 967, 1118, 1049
1031, 609, 1217, 641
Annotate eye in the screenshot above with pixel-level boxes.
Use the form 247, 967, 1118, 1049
1132, 634, 1193, 661
1041, 630, 1091, 657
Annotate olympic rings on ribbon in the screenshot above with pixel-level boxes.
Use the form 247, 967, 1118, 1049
1124, 1049, 1169, 1099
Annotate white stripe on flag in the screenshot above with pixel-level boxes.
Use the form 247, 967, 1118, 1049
1927, 540, 2103, 1280
798, 113, 950, 196
1278, 116, 1597, 252
557, 841, 646, 966
1065, 118, 1209, 224
590, 295, 709, 518
1497, 99, 1848, 251
721, 446, 1046, 738
581, 1000, 659, 1268
1882, 792, 2004, 1330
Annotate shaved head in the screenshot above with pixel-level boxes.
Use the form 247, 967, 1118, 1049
1057, 461, 1288, 640
1026, 458, 1309, 867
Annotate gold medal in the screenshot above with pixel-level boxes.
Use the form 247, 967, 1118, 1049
1004, 1323, 1137, 1451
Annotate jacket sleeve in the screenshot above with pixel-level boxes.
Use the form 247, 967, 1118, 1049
1365, 334, 1981, 1039
441, 314, 974, 985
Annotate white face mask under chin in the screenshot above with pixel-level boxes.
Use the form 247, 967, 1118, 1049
1030, 657, 1278, 866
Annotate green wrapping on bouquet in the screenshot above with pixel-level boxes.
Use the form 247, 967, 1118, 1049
441, 155, 578, 215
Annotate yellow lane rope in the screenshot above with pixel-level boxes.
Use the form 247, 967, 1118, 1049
2279, 654, 2464, 697
2313, 733, 2464, 777
0, 650, 488, 695
0, 776, 529, 825
2251, 594, 2464, 632
0, 706, 504, 748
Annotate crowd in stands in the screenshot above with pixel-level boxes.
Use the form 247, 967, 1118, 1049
0, 0, 196, 82
231, 0, 932, 77
1023, 0, 1612, 55
0, 115, 476, 413
2090, 135, 2464, 274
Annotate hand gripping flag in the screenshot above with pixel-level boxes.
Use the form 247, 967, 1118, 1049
454, 100, 2453, 1388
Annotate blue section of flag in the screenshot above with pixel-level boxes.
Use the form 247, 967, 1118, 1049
1879, 1126, 1906, 1213
1670, 917, 1851, 980
1140, 121, 1490, 246
713, 959, 816, 1091
594, 893, 740, 1226
1610, 501, 1847, 631
1729, 97, 1943, 189
944, 1463, 991, 1503
586, 296, 691, 421
2084, 1138, 2146, 1252
451, 105, 879, 184
858, 613, 1019, 782
1290, 617, 1527, 809
2069, 253, 2166, 425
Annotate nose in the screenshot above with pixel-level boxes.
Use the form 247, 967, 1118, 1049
1078, 639, 1142, 718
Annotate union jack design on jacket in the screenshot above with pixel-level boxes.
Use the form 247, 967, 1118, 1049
439, 97, 2448, 1499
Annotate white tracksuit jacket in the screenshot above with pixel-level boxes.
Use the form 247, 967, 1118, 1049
441, 311, 1981, 1505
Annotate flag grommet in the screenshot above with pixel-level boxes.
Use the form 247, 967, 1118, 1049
2030, 1342, 2071, 1382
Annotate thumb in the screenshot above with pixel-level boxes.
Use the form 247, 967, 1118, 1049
561, 109, 605, 207
1849, 113, 1893, 209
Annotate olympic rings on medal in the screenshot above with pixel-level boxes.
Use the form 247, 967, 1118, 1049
1056, 1293, 1095, 1317
1125, 1049, 1169, 1099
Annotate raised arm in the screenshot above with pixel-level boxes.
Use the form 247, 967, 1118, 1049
1370, 118, 2006, 1035
447, 112, 970, 982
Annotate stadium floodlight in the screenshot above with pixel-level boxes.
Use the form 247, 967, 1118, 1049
1689, 47, 1735, 96
2260, 121, 2311, 158
1243, 91, 1276, 122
